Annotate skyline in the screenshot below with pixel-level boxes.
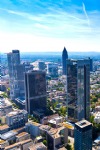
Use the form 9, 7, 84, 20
0, 0, 100, 52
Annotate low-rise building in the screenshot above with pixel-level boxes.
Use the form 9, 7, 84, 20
0, 139, 9, 149
0, 98, 12, 117
0, 125, 10, 134
6, 109, 28, 129
94, 112, 100, 124
1, 130, 17, 144
47, 126, 68, 150
28, 142, 47, 150
48, 116, 64, 128
26, 121, 41, 137
16, 132, 30, 142
5, 139, 33, 150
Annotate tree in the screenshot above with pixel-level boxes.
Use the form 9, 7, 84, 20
43, 140, 47, 146
66, 144, 72, 150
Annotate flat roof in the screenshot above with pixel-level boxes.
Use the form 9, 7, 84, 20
16, 132, 28, 138
75, 120, 92, 128
5, 139, 32, 149
1, 131, 17, 140
28, 142, 46, 150
0, 139, 5, 144
0, 125, 9, 130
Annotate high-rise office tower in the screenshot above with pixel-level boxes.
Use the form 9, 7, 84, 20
7, 50, 20, 77
89, 58, 93, 72
74, 120, 92, 150
7, 50, 23, 100
7, 50, 33, 100
67, 59, 90, 121
47, 63, 58, 77
25, 70, 47, 114
62, 47, 68, 75
38, 61, 46, 71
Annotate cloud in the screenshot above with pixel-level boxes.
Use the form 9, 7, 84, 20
0, 0, 100, 52
82, 2, 91, 30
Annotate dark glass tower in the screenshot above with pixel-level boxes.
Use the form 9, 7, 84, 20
67, 59, 90, 121
74, 120, 92, 150
62, 47, 68, 75
25, 70, 47, 114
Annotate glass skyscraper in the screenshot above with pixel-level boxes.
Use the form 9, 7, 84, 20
67, 59, 90, 121
62, 47, 68, 75
74, 120, 92, 150
25, 70, 47, 114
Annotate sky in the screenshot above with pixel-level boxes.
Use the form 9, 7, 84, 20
0, 0, 100, 52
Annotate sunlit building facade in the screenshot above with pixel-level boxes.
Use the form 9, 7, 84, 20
67, 59, 90, 121
25, 70, 47, 114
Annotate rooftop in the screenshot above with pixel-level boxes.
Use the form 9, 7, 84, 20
16, 132, 28, 137
7, 109, 27, 117
75, 119, 92, 128
28, 142, 47, 150
48, 126, 65, 139
1, 131, 17, 140
5, 139, 32, 150
0, 139, 5, 144
39, 125, 51, 131
0, 125, 9, 130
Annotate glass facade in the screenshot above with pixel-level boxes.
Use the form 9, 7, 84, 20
74, 121, 92, 150
67, 59, 90, 121
25, 71, 47, 114
62, 47, 68, 75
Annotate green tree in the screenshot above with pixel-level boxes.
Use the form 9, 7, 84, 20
43, 140, 47, 146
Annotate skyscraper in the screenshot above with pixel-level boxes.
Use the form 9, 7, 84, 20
25, 70, 47, 114
67, 59, 90, 121
7, 50, 24, 100
62, 47, 68, 75
7, 50, 33, 100
74, 120, 92, 150
89, 58, 93, 72
47, 63, 58, 77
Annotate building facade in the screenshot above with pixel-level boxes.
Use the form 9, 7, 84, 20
7, 50, 33, 100
47, 63, 58, 77
62, 47, 68, 75
38, 61, 46, 71
25, 70, 47, 114
6, 110, 28, 129
74, 120, 92, 150
67, 59, 90, 121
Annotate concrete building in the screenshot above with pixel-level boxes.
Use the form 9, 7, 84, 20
47, 127, 68, 150
4, 139, 33, 150
74, 120, 92, 150
0, 98, 13, 117
25, 70, 47, 114
26, 121, 41, 137
48, 116, 64, 128
6, 110, 28, 129
47, 63, 58, 77
0, 125, 10, 134
0, 139, 9, 149
28, 142, 47, 150
94, 112, 100, 124
67, 59, 90, 121
1, 130, 17, 144
62, 47, 68, 75
16, 132, 30, 142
